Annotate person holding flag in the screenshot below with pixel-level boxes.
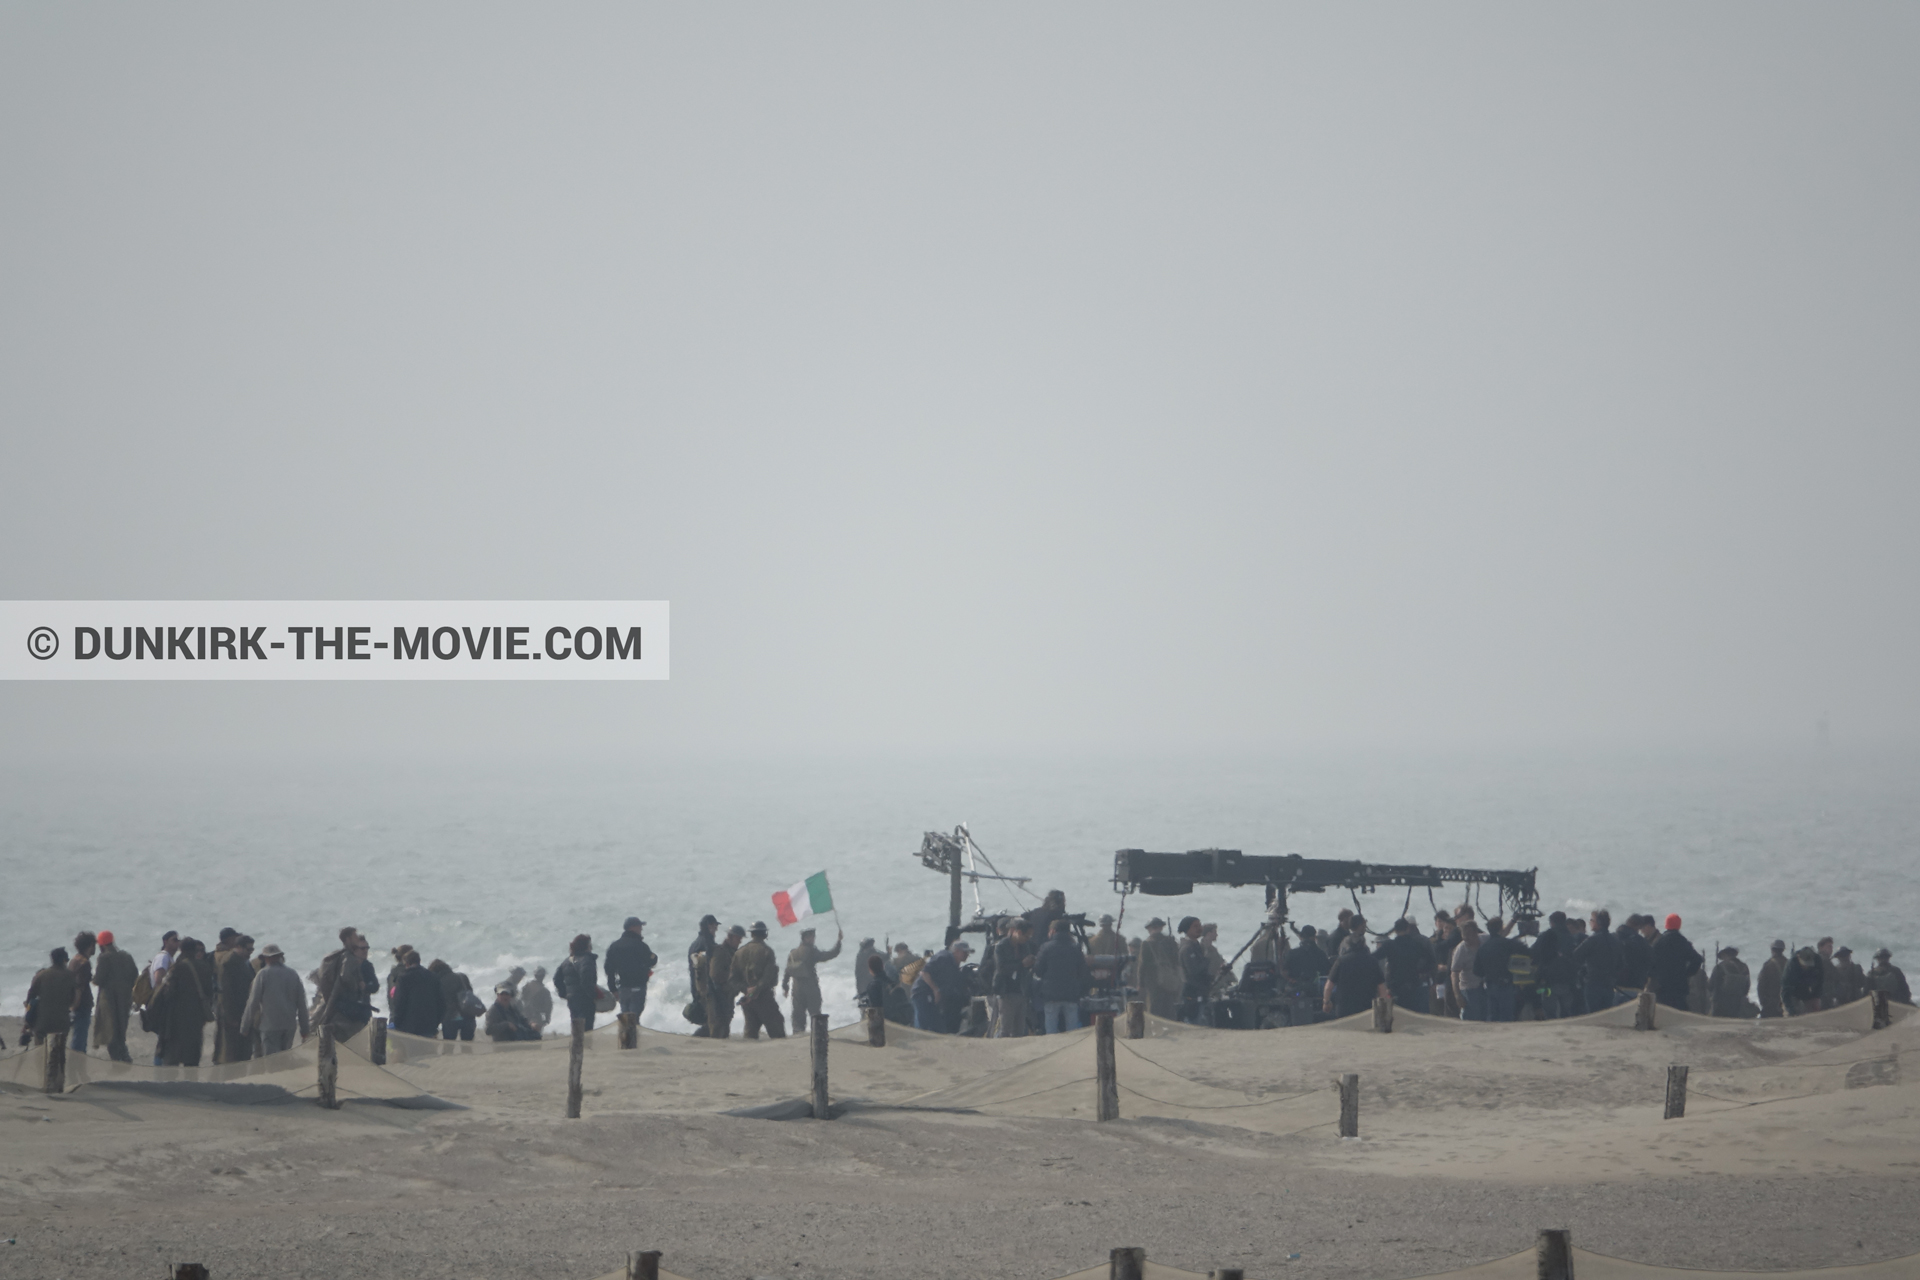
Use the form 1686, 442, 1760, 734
772, 871, 843, 1034
784, 925, 843, 1035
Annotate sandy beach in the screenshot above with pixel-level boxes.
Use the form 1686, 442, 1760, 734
3, 1003, 1918, 1280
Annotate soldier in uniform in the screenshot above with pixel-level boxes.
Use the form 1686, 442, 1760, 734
852, 938, 880, 1001
687, 914, 720, 1035
1831, 946, 1867, 1006
1867, 948, 1911, 1006
1088, 915, 1124, 957
1756, 940, 1788, 1018
516, 966, 554, 1032
1817, 937, 1841, 1009
733, 922, 785, 1039
707, 925, 744, 1039
1136, 918, 1182, 1020
1708, 946, 1753, 1018
782, 925, 842, 1035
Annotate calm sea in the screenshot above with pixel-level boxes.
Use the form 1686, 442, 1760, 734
4, 747, 1915, 1031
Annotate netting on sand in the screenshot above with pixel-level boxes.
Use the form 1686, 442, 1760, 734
0, 1027, 432, 1104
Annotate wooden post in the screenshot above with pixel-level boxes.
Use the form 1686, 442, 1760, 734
567, 1018, 586, 1119
864, 1005, 886, 1047
1536, 1229, 1573, 1280
810, 1013, 831, 1119
1873, 991, 1891, 1030
1337, 1072, 1359, 1137
705, 988, 728, 1040
1126, 1000, 1145, 1039
171, 1266, 210, 1280
43, 1036, 66, 1095
1110, 1247, 1145, 1280
1664, 1064, 1688, 1119
1095, 1012, 1119, 1121
369, 1016, 388, 1066
317, 1025, 339, 1109
1373, 994, 1394, 1033
626, 1251, 661, 1280
1634, 990, 1656, 1031
618, 1012, 639, 1049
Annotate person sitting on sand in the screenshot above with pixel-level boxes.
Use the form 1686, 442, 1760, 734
485, 983, 540, 1041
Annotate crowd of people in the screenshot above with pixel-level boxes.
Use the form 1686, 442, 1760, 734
13, 897, 1915, 1060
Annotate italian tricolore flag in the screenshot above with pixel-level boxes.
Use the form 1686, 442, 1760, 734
772, 871, 833, 927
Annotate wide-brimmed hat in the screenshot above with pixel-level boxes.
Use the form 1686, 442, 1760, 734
750, 922, 769, 936
727, 924, 746, 938
1146, 917, 1167, 929
1875, 948, 1893, 960
260, 944, 284, 958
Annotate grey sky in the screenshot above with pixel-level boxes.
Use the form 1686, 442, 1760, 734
2, 5, 1916, 761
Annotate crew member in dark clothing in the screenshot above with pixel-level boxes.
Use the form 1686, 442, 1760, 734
1532, 912, 1577, 1020
1326, 933, 1388, 1019
1472, 917, 1519, 1022
1615, 915, 1653, 991
1782, 946, 1825, 1015
1376, 918, 1433, 1014
605, 917, 657, 1020
1571, 909, 1618, 1013
1648, 914, 1704, 1011
992, 918, 1037, 1037
390, 951, 445, 1038
1033, 919, 1091, 1034
1177, 917, 1213, 1025
554, 934, 602, 1031
328, 936, 378, 1037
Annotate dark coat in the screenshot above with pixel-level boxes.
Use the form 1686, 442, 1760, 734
153, 957, 208, 1065
554, 953, 601, 1019
1178, 937, 1212, 1000
1570, 928, 1617, 992
605, 933, 658, 992
992, 936, 1035, 996
1782, 955, 1825, 1004
1615, 928, 1653, 989
1329, 947, 1385, 1018
1033, 936, 1090, 1003
1376, 933, 1433, 1002
1649, 930, 1704, 1003
27, 965, 77, 1036
391, 965, 445, 1037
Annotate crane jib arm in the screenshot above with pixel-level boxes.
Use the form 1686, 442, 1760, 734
1111, 848, 1539, 919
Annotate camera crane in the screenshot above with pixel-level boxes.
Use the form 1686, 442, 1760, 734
1111, 848, 1540, 931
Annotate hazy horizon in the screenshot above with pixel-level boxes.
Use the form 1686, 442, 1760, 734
3, 5, 1916, 763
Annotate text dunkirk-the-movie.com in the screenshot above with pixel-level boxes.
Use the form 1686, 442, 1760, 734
1, 602, 669, 680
